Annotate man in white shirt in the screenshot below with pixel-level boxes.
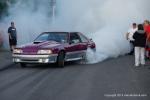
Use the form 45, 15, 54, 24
126, 23, 138, 55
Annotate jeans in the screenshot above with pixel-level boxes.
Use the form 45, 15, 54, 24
134, 47, 145, 66
129, 41, 134, 54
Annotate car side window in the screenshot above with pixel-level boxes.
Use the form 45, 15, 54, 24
78, 33, 88, 43
70, 33, 81, 44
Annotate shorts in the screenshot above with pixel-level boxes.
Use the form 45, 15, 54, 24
9, 38, 17, 46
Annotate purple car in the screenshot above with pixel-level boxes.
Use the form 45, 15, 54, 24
13, 32, 96, 67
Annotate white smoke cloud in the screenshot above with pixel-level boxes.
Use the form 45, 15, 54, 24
54, 0, 150, 63
0, 0, 150, 63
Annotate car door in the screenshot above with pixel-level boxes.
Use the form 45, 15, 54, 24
76, 32, 89, 58
65, 33, 82, 61
78, 32, 96, 50
77, 32, 88, 50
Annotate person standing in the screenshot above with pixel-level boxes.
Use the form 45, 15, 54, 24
126, 23, 137, 55
143, 20, 150, 58
8, 22, 17, 51
144, 20, 150, 40
133, 24, 146, 67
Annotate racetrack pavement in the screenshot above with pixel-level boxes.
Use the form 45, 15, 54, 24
0, 51, 13, 70
0, 55, 150, 100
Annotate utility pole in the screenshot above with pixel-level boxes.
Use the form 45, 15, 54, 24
50, 0, 56, 24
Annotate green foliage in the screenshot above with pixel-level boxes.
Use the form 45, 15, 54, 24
0, 0, 16, 18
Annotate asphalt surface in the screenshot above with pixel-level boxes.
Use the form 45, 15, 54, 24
0, 51, 13, 70
0, 55, 150, 100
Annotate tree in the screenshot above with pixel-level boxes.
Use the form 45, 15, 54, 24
0, 0, 16, 19
0, 1, 8, 18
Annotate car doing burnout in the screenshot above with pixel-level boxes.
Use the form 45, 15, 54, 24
13, 32, 96, 67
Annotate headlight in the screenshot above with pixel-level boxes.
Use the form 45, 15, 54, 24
13, 49, 23, 54
37, 50, 52, 54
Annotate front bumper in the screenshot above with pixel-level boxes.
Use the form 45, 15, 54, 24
12, 54, 58, 63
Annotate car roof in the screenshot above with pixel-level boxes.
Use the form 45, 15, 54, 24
42, 32, 81, 34
42, 32, 68, 34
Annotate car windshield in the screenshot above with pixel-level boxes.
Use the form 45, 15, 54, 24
34, 32, 68, 43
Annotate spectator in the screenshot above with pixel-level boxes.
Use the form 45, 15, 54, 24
144, 20, 150, 58
144, 20, 150, 39
133, 24, 146, 67
126, 23, 137, 55
8, 21, 17, 51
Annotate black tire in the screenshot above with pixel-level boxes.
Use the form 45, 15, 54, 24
20, 63, 26, 68
57, 51, 65, 68
83, 47, 96, 64
92, 48, 96, 52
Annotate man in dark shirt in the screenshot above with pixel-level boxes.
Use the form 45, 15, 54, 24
8, 22, 17, 51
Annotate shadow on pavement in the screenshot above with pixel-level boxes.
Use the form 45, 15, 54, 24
2, 61, 86, 70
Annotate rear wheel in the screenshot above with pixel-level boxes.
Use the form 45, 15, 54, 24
84, 47, 96, 63
20, 63, 27, 68
57, 51, 65, 68
80, 51, 88, 64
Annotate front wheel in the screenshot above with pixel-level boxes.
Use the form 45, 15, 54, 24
57, 52, 65, 68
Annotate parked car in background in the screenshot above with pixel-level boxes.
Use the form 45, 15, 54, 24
12, 32, 96, 67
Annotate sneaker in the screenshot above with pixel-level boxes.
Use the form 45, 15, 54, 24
135, 64, 140, 67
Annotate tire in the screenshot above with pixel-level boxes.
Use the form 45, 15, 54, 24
80, 51, 87, 64
84, 47, 96, 64
57, 51, 65, 68
20, 63, 26, 68
92, 48, 96, 52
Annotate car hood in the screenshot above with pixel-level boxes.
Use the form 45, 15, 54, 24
17, 41, 61, 54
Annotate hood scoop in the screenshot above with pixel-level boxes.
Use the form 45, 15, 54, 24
33, 41, 42, 44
